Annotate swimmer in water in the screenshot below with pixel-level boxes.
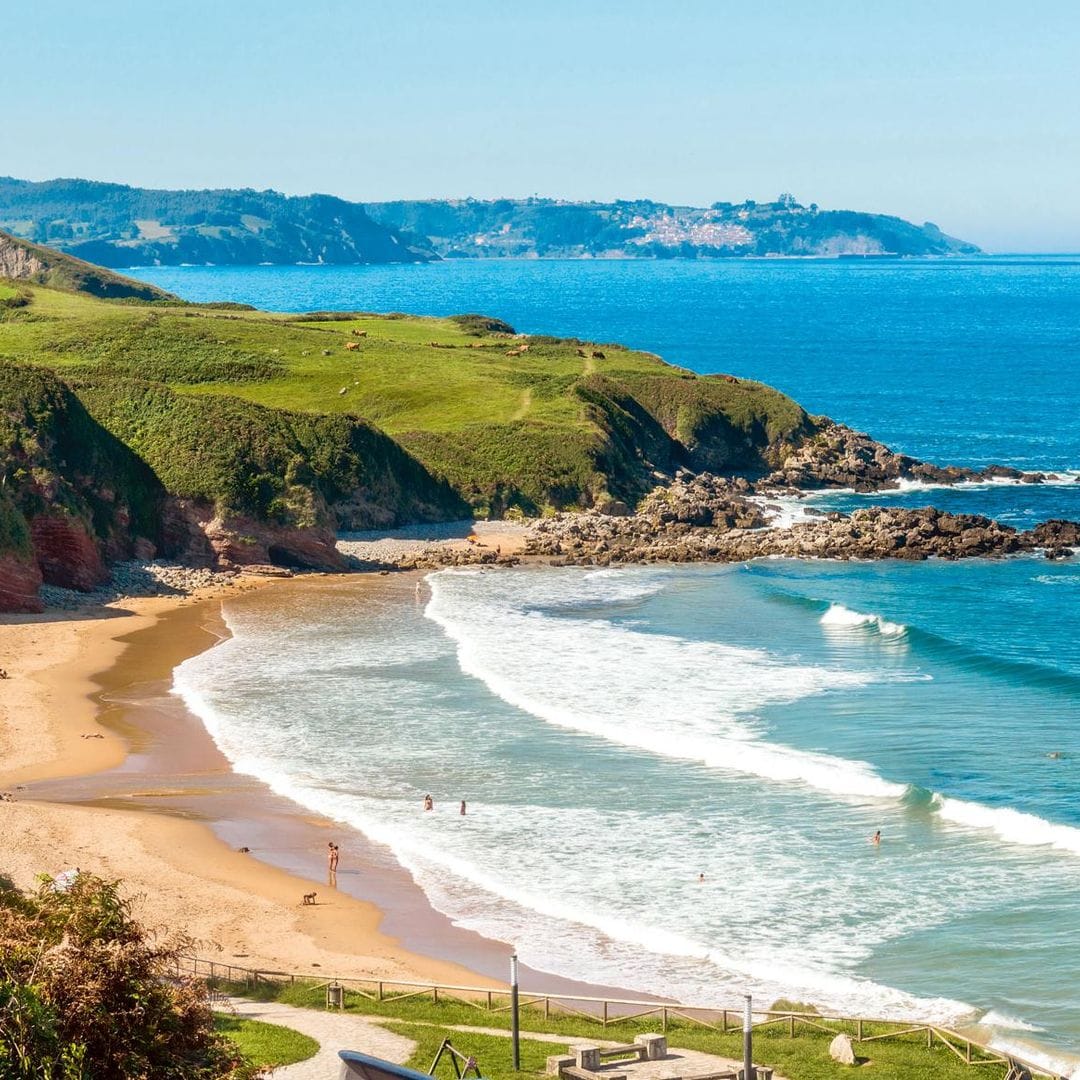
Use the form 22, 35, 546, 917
870, 830, 881, 845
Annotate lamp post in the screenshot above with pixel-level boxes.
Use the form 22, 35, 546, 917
510, 953, 521, 1071
743, 994, 754, 1080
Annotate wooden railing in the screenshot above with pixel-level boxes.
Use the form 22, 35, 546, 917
175, 955, 1069, 1080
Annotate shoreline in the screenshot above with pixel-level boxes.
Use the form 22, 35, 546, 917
0, 570, 637, 999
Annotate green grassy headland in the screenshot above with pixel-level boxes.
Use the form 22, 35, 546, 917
0, 279, 811, 525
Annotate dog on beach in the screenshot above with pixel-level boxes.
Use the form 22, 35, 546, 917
302, 891, 317, 906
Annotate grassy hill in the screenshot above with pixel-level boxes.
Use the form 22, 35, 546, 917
0, 282, 812, 518
0, 229, 176, 300
0, 178, 435, 267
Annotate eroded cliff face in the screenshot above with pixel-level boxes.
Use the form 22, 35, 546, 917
0, 235, 46, 281
0, 552, 44, 613
160, 498, 347, 572
28, 514, 109, 591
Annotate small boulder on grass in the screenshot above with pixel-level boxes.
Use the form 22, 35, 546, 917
829, 1032, 857, 1065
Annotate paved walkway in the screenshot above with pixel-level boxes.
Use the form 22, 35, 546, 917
225, 997, 415, 1079
223, 999, 781, 1080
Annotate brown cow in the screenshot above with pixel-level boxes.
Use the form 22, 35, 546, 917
351, 329, 368, 337
591, 350, 605, 360
345, 341, 361, 351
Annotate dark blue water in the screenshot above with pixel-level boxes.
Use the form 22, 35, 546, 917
140, 260, 1080, 1070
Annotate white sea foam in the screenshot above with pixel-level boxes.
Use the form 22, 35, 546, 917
820, 603, 908, 637
979, 1009, 1044, 1033
802, 470, 1080, 499
425, 570, 906, 800
988, 1038, 1080, 1080
935, 796, 1080, 856
170, 567, 1080, 1056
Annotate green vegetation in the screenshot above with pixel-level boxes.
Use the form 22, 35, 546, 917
0, 279, 813, 520
0, 229, 176, 300
217, 977, 1000, 1080
0, 179, 980, 264
213, 1013, 318, 1069
0, 178, 434, 267
0, 874, 257, 1079
364, 196, 981, 259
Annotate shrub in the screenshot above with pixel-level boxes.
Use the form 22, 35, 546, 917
0, 873, 258, 1079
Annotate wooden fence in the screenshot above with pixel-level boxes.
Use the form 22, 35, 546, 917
175, 955, 1067, 1080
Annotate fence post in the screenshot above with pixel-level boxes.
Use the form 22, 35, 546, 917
662, 1007, 667, 1033
789, 1014, 795, 1038
510, 954, 521, 1072
743, 995, 754, 1080
722, 1010, 728, 1033
857, 1019, 863, 1041
603, 1001, 608, 1027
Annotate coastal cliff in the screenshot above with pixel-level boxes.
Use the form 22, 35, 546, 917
0, 245, 1073, 611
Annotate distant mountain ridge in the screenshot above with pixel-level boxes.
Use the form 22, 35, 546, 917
0, 178, 981, 264
0, 177, 435, 268
364, 196, 981, 258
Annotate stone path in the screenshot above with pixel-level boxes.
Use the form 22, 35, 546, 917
224, 997, 415, 1079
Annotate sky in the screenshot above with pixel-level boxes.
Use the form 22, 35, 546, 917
4, 1, 1079, 252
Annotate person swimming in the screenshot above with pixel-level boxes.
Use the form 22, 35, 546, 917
423, 794, 434, 811
870, 830, 881, 845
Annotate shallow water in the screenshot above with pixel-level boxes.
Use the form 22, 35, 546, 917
137, 259, 1080, 1069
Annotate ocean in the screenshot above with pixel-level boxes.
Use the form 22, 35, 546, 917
132, 258, 1080, 1070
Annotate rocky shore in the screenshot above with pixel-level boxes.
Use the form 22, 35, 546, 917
523, 473, 1080, 566
758, 422, 1074, 492
22, 426, 1080, 611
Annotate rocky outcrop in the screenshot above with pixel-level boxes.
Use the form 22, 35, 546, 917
763, 422, 1054, 492
28, 514, 108, 591
159, 498, 346, 572
525, 484, 1076, 566
0, 552, 44, 613
0, 235, 46, 280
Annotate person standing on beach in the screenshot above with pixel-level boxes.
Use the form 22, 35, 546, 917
328, 842, 340, 873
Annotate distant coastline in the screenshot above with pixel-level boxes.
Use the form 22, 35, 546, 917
0, 176, 980, 267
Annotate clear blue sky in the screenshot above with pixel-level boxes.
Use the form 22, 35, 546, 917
5, 1, 1079, 251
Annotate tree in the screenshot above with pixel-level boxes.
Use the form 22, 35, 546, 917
0, 873, 258, 1080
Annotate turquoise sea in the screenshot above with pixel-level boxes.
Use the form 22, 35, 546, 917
133, 259, 1080, 1071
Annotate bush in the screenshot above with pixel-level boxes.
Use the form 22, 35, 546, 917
0, 873, 258, 1079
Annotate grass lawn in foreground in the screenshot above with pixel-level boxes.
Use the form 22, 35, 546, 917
217, 980, 997, 1080
214, 1012, 319, 1069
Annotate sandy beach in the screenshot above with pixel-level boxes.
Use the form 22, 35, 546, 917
0, 532, 632, 1002
0, 572, 508, 989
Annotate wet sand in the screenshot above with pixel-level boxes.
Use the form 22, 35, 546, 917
1, 571, 638, 999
